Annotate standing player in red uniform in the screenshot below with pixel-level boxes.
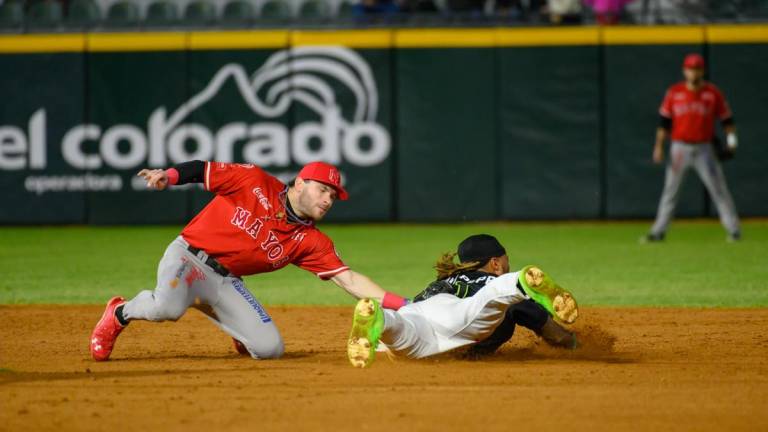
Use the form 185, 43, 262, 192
643, 53, 741, 242
89, 160, 409, 361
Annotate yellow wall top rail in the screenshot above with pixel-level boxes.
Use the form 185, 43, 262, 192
0, 24, 766, 53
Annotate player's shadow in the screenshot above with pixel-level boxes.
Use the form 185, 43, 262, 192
107, 351, 313, 361
0, 367, 259, 385
458, 325, 636, 364
473, 346, 637, 364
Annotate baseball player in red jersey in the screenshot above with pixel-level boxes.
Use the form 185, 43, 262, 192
89, 160, 409, 361
643, 53, 741, 242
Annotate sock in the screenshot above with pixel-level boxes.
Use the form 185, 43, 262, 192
115, 304, 129, 326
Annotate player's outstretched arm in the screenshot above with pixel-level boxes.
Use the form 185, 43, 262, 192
331, 270, 386, 300
136, 160, 206, 190
331, 270, 408, 310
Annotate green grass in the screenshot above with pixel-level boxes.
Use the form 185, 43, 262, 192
0, 221, 766, 307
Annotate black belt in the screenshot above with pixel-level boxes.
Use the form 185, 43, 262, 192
187, 245, 232, 277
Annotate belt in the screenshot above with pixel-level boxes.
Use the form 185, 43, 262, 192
187, 245, 232, 277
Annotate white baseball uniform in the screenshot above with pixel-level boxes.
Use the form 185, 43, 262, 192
379, 272, 527, 358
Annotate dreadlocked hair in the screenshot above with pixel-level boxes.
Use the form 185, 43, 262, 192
434, 252, 483, 280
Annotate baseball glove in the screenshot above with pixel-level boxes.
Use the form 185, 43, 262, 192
413, 279, 472, 302
712, 135, 734, 162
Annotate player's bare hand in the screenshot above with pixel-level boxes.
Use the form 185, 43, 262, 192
652, 146, 664, 164
137, 168, 168, 190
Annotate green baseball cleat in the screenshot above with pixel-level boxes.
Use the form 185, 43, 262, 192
518, 265, 579, 324
347, 298, 385, 368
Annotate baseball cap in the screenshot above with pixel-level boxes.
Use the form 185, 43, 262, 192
457, 234, 506, 263
297, 161, 349, 201
683, 53, 705, 69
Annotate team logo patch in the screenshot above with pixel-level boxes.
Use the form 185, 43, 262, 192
185, 265, 206, 286
328, 169, 340, 186
173, 257, 206, 287
252, 187, 272, 210
173, 258, 190, 286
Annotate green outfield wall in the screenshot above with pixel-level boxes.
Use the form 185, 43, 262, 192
1, 26, 766, 223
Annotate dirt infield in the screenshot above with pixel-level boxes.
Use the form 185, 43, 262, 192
1, 306, 767, 432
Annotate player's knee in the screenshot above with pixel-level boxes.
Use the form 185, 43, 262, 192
243, 333, 284, 359
164, 305, 188, 322
146, 298, 188, 322
246, 340, 284, 360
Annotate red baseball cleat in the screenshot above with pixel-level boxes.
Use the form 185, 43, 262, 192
232, 338, 249, 355
90, 296, 126, 361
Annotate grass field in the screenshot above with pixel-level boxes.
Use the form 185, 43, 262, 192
1, 219, 766, 306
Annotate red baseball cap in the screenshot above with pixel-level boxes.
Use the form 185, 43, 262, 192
683, 53, 705, 69
298, 161, 348, 201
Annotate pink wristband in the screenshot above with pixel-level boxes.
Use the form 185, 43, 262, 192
166, 168, 179, 185
382, 292, 408, 310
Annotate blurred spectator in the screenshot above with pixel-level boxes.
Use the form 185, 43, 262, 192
446, 0, 484, 14
353, 0, 400, 16
583, 0, 635, 24
548, 0, 581, 23
399, 0, 439, 13
495, 0, 545, 20
495, 0, 523, 18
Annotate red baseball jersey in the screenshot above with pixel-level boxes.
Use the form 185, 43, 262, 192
181, 162, 349, 279
659, 82, 732, 143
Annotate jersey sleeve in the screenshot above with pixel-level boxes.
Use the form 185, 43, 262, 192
294, 232, 349, 280
713, 86, 733, 120
203, 162, 270, 196
659, 88, 674, 118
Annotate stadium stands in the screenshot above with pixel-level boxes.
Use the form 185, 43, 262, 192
67, 0, 101, 29
260, 0, 292, 22
26, 0, 62, 29
184, 0, 216, 26
145, 0, 179, 26
298, 0, 331, 20
0, 1, 24, 31
105, 1, 140, 27
221, 0, 255, 25
0, 0, 764, 32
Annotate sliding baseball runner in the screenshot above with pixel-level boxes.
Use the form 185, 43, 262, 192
347, 234, 579, 367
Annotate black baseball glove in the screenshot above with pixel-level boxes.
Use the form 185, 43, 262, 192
413, 279, 472, 302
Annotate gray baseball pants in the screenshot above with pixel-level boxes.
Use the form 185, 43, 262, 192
651, 141, 740, 236
121, 236, 284, 359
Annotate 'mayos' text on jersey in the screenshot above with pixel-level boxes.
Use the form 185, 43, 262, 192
181, 162, 348, 279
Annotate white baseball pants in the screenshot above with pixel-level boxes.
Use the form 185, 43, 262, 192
380, 272, 527, 359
